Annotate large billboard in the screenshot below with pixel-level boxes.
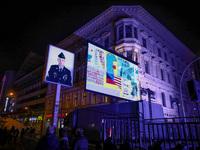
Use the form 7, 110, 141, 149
43, 45, 74, 87
85, 42, 140, 101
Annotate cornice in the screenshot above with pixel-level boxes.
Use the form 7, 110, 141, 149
58, 5, 195, 63
135, 7, 196, 61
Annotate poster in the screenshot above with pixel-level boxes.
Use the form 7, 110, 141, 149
86, 42, 140, 101
43, 45, 74, 87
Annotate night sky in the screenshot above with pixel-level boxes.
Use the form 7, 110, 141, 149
0, 1, 200, 79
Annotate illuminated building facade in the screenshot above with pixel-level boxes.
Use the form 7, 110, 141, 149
0, 70, 15, 116
45, 5, 197, 128
12, 52, 46, 131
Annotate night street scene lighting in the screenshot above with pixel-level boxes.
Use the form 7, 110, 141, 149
0, 3, 200, 150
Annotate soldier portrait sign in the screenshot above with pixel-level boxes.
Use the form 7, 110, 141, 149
43, 45, 74, 87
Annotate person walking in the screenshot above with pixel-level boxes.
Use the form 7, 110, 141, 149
36, 126, 60, 150
103, 137, 116, 150
20, 128, 25, 143
73, 128, 88, 150
59, 128, 69, 150
1, 127, 7, 146
8, 126, 15, 144
14, 128, 19, 144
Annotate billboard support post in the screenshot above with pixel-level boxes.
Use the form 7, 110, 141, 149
52, 84, 61, 129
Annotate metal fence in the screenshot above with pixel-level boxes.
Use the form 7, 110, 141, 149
144, 117, 200, 149
102, 116, 200, 149
102, 114, 142, 148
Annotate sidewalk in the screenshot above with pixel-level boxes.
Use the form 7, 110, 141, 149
0, 141, 23, 150
0, 135, 39, 150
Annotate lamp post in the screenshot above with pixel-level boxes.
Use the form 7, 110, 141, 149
173, 98, 181, 121
180, 57, 200, 122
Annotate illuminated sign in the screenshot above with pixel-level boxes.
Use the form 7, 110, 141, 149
46, 114, 65, 118
85, 42, 140, 101
37, 116, 43, 121
29, 117, 37, 121
43, 45, 74, 87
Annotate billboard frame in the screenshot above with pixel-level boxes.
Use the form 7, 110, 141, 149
84, 40, 140, 101
43, 44, 75, 88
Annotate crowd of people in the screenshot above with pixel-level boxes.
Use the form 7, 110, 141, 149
36, 126, 88, 150
0, 125, 89, 150
0, 126, 35, 146
1, 125, 188, 150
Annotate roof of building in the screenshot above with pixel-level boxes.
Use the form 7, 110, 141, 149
15, 51, 44, 80
58, 5, 196, 63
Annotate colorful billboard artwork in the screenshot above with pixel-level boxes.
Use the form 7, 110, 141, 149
43, 45, 74, 87
86, 42, 140, 101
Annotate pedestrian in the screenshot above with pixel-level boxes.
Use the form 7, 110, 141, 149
73, 128, 88, 150
20, 128, 25, 143
120, 136, 132, 150
30, 127, 35, 138
25, 127, 29, 135
59, 128, 69, 150
1, 127, 7, 146
36, 125, 60, 150
171, 141, 187, 150
148, 139, 162, 150
103, 137, 116, 150
8, 126, 15, 144
14, 128, 19, 144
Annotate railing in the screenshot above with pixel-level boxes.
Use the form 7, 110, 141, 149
21, 133, 39, 150
102, 116, 200, 149
144, 117, 200, 149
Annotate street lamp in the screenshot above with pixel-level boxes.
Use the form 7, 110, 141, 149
9, 92, 14, 96
180, 57, 200, 122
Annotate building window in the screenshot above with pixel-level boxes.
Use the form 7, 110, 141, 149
134, 27, 138, 39
161, 92, 166, 107
104, 37, 109, 48
77, 52, 80, 62
142, 38, 147, 48
83, 92, 87, 106
125, 25, 132, 37
170, 95, 174, 109
167, 72, 170, 83
158, 48, 161, 57
127, 51, 132, 60
93, 94, 97, 104
104, 96, 108, 103
177, 61, 180, 69
145, 60, 150, 74
172, 57, 175, 66
59, 96, 63, 109
164, 52, 168, 61
161, 69, 164, 81
76, 71, 79, 83
74, 94, 78, 107
118, 25, 123, 40
192, 71, 196, 80
66, 96, 70, 108
174, 75, 178, 87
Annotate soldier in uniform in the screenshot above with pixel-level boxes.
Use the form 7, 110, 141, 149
46, 52, 72, 86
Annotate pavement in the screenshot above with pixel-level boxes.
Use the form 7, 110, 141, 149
0, 136, 38, 150
0, 141, 24, 150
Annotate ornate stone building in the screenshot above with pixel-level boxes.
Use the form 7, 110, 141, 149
45, 6, 196, 128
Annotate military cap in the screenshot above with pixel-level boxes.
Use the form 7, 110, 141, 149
58, 52, 65, 59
